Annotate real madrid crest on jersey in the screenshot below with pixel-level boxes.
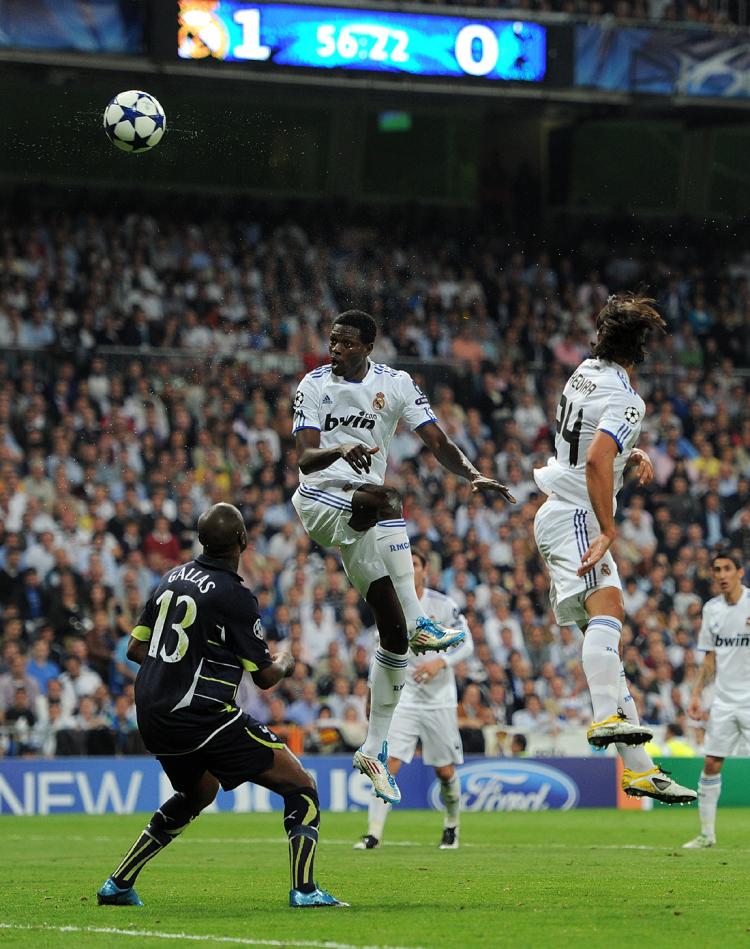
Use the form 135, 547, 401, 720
373, 392, 385, 411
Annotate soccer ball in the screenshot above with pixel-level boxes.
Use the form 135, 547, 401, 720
103, 90, 166, 153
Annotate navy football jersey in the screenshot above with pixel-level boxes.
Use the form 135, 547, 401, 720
132, 555, 272, 755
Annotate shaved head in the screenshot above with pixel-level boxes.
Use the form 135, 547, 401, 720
197, 503, 247, 560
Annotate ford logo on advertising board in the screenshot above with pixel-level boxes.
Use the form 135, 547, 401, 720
429, 760, 580, 812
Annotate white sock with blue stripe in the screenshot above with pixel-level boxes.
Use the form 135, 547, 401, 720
582, 616, 622, 721
361, 647, 408, 758
374, 521, 423, 631
698, 771, 721, 839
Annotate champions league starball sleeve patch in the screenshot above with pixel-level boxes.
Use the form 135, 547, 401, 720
624, 406, 640, 425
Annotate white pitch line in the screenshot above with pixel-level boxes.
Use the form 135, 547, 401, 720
0, 834, 728, 852
0, 924, 431, 949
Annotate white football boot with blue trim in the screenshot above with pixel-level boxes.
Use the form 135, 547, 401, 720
352, 741, 401, 805
410, 615, 465, 655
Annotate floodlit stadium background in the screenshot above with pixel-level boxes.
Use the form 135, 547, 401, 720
1, 0, 750, 816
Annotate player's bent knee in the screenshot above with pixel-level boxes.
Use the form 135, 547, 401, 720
704, 756, 724, 775
180, 774, 219, 815
378, 487, 403, 520
435, 765, 454, 781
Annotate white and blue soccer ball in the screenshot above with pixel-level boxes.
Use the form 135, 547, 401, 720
103, 90, 166, 153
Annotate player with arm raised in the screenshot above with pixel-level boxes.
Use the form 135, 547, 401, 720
97, 503, 346, 909
683, 552, 750, 848
533, 294, 695, 805
354, 550, 474, 851
292, 310, 514, 805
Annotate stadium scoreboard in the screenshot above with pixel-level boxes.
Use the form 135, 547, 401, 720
170, 0, 557, 85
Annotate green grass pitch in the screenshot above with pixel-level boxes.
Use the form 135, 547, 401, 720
1, 809, 748, 948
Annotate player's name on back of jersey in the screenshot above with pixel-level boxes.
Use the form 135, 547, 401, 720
569, 372, 597, 397
167, 565, 216, 594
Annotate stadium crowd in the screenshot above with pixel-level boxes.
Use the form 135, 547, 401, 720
0, 202, 748, 759
400, 0, 743, 27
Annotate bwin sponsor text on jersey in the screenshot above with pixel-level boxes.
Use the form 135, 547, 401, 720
323, 410, 377, 431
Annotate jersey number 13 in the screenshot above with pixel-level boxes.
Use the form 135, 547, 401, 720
148, 589, 197, 664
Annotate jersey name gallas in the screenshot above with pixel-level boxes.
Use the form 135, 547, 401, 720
698, 587, 750, 706
534, 358, 646, 511
292, 361, 437, 487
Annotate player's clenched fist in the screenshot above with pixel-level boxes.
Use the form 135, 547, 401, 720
338, 443, 379, 473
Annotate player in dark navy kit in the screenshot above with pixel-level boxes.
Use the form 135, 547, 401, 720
97, 502, 346, 909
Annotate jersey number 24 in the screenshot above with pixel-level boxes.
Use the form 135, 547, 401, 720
555, 393, 584, 467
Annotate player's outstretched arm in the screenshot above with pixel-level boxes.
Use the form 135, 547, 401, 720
252, 652, 296, 690
296, 428, 379, 475
416, 422, 515, 503
579, 431, 618, 576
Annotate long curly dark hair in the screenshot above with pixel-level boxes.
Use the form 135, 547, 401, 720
591, 294, 666, 366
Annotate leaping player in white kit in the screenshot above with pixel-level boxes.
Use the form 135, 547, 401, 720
533, 294, 696, 805
354, 550, 474, 851
292, 311, 515, 804
683, 552, 750, 848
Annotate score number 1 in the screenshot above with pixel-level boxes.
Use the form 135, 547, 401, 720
233, 9, 271, 60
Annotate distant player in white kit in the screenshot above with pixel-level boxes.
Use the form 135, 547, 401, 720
684, 552, 750, 847
354, 550, 474, 851
292, 311, 515, 804
533, 294, 695, 805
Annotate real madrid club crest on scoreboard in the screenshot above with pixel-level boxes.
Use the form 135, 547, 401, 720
176, 0, 548, 83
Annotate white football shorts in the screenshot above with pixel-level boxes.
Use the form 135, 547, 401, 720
704, 701, 750, 758
387, 703, 464, 768
534, 496, 621, 629
292, 481, 389, 598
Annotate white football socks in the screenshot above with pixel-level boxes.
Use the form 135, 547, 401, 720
582, 616, 622, 721
698, 771, 722, 839
374, 521, 423, 631
367, 772, 462, 839
361, 647, 407, 759
367, 793, 390, 841
615, 663, 653, 772
439, 773, 461, 828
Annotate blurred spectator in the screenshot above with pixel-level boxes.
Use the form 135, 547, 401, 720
25, 639, 60, 694
0, 654, 40, 713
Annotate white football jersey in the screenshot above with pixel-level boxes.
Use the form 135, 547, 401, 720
398, 588, 474, 710
534, 358, 646, 511
292, 361, 437, 487
697, 587, 750, 707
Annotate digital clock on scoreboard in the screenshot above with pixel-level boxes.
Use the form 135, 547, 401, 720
176, 1, 547, 83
